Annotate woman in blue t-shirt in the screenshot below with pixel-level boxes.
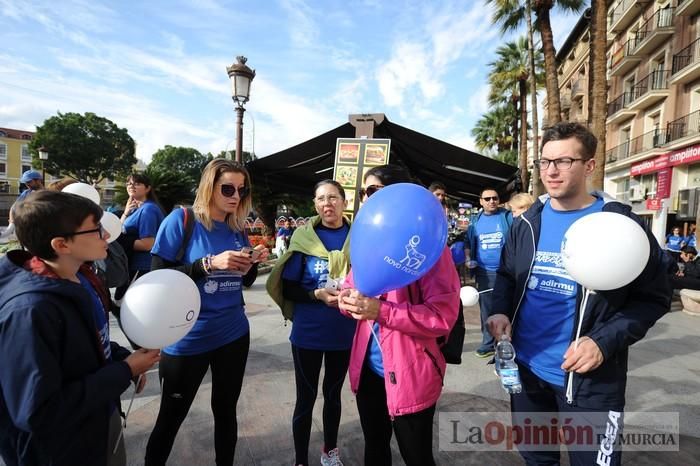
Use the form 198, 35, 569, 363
145, 159, 268, 466
118, 173, 164, 284
268, 180, 354, 466
666, 226, 684, 262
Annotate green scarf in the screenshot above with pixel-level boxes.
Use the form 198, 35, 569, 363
266, 215, 351, 321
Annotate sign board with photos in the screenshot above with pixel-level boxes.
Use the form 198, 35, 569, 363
333, 138, 391, 221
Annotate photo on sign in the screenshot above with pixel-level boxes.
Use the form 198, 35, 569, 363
336, 165, 358, 187
364, 144, 388, 165
344, 190, 356, 209
338, 143, 361, 164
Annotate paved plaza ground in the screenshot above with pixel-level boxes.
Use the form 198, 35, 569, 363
2, 274, 699, 466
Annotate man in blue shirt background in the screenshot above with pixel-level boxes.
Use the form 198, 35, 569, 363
0, 170, 44, 243
465, 187, 512, 357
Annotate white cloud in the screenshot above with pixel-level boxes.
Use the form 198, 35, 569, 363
466, 84, 491, 118
280, 0, 320, 49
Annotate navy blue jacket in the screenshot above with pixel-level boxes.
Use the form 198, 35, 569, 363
491, 193, 671, 409
0, 250, 133, 466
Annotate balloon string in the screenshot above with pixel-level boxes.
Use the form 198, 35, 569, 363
566, 287, 591, 404
367, 320, 384, 360
478, 288, 493, 294
113, 374, 142, 455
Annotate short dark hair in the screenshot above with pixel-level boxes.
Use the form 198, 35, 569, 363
428, 181, 446, 192
364, 164, 413, 186
314, 179, 346, 199
14, 190, 104, 260
480, 187, 499, 197
541, 121, 597, 160
682, 246, 697, 256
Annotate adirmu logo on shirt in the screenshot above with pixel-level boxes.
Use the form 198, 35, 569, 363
529, 251, 576, 296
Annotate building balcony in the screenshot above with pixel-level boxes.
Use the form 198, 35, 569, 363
628, 69, 670, 111
609, 39, 642, 77
561, 92, 572, 110
608, 0, 643, 34
666, 109, 700, 145
605, 128, 670, 164
671, 37, 700, 86
632, 8, 675, 57
676, 0, 700, 17
571, 79, 586, 100
607, 92, 636, 124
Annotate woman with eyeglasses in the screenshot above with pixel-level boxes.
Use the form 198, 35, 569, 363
144, 159, 268, 466
116, 173, 165, 297
267, 179, 354, 466
338, 164, 460, 466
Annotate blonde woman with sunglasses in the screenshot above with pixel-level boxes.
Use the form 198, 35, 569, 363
145, 159, 268, 466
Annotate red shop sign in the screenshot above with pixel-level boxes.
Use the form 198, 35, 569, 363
669, 143, 700, 167
656, 167, 672, 199
646, 198, 662, 210
630, 154, 669, 176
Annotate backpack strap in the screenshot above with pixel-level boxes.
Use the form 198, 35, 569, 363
175, 207, 195, 263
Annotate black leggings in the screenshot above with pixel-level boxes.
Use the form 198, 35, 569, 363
145, 334, 250, 466
355, 362, 436, 466
291, 345, 351, 465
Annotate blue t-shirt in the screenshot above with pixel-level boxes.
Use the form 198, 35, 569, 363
16, 188, 35, 202
152, 209, 250, 356
367, 322, 384, 377
123, 200, 164, 272
666, 234, 684, 252
282, 223, 356, 351
77, 273, 111, 360
514, 198, 604, 387
687, 234, 697, 248
277, 227, 293, 238
474, 213, 507, 271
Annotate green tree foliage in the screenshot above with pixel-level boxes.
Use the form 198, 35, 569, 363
30, 112, 136, 184
149, 146, 212, 187
215, 150, 256, 164
472, 105, 517, 155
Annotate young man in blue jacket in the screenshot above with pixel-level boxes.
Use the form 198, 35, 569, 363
0, 191, 160, 466
487, 122, 671, 466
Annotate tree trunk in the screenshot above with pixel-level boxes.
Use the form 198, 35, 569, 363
536, 3, 562, 125
519, 80, 530, 192
528, 0, 544, 196
512, 95, 519, 153
588, 1, 608, 190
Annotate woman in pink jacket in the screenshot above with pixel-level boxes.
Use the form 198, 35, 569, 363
338, 165, 460, 466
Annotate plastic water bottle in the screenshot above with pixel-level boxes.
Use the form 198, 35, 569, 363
495, 335, 522, 394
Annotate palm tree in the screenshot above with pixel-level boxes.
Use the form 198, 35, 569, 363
486, 0, 586, 125
488, 37, 543, 191
588, 3, 606, 190
526, 0, 544, 196
472, 105, 518, 165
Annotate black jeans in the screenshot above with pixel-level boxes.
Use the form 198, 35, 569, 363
145, 334, 250, 466
355, 362, 436, 466
511, 364, 624, 466
291, 345, 351, 465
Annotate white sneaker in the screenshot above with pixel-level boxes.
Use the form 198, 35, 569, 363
320, 447, 343, 466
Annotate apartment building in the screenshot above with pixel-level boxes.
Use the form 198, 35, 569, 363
0, 127, 39, 194
605, 0, 700, 243
546, 2, 700, 245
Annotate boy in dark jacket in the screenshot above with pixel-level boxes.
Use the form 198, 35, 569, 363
0, 191, 160, 466
487, 123, 671, 466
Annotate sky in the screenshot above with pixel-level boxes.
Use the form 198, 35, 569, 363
0, 0, 583, 164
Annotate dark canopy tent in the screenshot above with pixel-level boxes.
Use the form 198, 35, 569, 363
247, 115, 520, 202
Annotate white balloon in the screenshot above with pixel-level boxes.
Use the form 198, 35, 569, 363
120, 269, 201, 349
100, 211, 122, 243
63, 182, 101, 205
561, 212, 650, 291
460, 286, 480, 306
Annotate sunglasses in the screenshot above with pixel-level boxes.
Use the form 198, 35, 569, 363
220, 184, 250, 198
59, 224, 106, 240
482, 196, 499, 202
360, 185, 384, 198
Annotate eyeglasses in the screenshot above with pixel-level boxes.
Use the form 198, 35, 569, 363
314, 195, 342, 204
360, 185, 384, 198
534, 157, 587, 170
481, 196, 499, 202
59, 224, 105, 240
220, 184, 250, 198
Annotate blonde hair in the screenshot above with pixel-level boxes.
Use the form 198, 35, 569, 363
509, 192, 534, 211
193, 158, 252, 232
46, 177, 77, 192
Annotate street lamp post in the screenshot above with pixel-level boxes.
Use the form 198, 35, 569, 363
38, 146, 49, 184
226, 56, 255, 164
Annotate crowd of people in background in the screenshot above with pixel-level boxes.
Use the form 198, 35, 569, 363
0, 122, 674, 466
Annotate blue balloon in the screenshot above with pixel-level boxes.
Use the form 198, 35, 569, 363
450, 241, 466, 266
350, 183, 448, 296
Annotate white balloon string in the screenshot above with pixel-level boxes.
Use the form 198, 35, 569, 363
367, 320, 384, 360
566, 287, 591, 404
113, 374, 142, 455
478, 288, 493, 294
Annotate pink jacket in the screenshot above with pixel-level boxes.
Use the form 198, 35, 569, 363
344, 247, 460, 417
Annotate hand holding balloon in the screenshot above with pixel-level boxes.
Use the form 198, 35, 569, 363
125, 348, 161, 378
338, 289, 380, 320
561, 336, 603, 374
